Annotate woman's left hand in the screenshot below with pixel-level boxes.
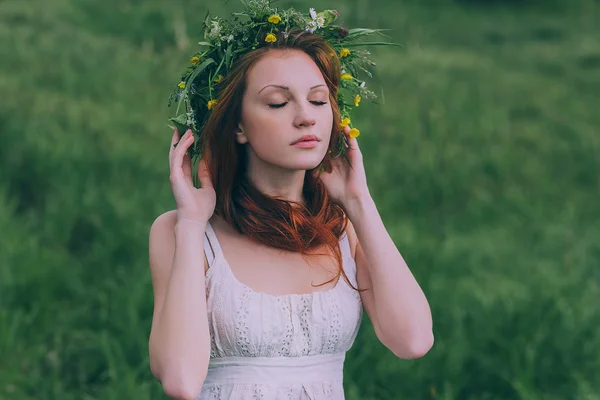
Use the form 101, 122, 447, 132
318, 125, 370, 209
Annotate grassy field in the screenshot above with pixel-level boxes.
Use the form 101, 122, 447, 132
0, 0, 599, 399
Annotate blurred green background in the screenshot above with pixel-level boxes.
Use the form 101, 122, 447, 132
1, 0, 599, 399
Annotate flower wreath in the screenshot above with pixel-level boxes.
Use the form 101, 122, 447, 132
168, 0, 399, 171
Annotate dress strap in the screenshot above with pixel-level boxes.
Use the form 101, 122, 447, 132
204, 219, 224, 268
339, 229, 358, 287
340, 230, 351, 257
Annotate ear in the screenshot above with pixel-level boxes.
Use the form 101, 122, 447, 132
235, 123, 249, 144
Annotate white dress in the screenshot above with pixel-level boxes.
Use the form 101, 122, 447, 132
198, 220, 363, 399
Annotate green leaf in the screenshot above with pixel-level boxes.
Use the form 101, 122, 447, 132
342, 42, 403, 48
346, 28, 391, 37
168, 114, 189, 140
176, 57, 216, 115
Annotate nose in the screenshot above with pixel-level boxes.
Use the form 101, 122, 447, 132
292, 103, 316, 129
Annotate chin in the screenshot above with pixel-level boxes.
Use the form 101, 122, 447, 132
285, 153, 326, 171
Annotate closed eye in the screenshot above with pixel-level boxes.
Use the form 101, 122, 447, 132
268, 101, 328, 109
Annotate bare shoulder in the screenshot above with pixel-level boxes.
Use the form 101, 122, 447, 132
149, 210, 178, 272
150, 209, 178, 234
149, 210, 209, 276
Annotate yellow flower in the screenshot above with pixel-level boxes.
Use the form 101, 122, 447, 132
178, 81, 186, 89
353, 95, 361, 107
340, 73, 353, 80
339, 48, 350, 58
214, 74, 224, 83
265, 33, 277, 43
190, 56, 200, 65
207, 99, 218, 110
268, 14, 281, 24
349, 128, 360, 138
340, 118, 351, 127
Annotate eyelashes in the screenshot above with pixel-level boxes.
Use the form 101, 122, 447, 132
268, 101, 328, 109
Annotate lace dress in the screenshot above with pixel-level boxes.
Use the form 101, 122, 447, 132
198, 220, 363, 399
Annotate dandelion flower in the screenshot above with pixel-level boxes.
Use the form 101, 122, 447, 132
340, 118, 351, 127
340, 73, 353, 80
354, 95, 361, 107
265, 33, 277, 43
349, 128, 360, 138
339, 48, 350, 58
214, 75, 224, 83
268, 14, 281, 24
207, 99, 218, 110
190, 56, 200, 65
178, 81, 186, 89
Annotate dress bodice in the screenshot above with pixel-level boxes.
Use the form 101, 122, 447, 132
199, 220, 363, 399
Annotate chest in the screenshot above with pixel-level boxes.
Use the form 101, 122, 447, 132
218, 232, 342, 296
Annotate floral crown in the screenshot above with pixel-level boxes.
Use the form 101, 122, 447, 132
168, 0, 399, 165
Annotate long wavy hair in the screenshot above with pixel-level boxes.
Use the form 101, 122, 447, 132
200, 28, 359, 291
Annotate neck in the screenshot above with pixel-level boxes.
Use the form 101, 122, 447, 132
246, 157, 307, 206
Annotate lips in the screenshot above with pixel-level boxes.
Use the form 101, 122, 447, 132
291, 135, 320, 145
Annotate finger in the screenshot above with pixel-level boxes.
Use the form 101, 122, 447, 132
169, 127, 177, 158
171, 129, 194, 172
171, 126, 180, 145
182, 151, 193, 187
197, 157, 214, 189
169, 126, 182, 161
342, 126, 360, 151
347, 134, 358, 150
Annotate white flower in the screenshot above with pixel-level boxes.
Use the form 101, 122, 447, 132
207, 20, 222, 40
305, 20, 317, 33
360, 81, 366, 88
316, 16, 325, 28
222, 34, 234, 42
186, 110, 195, 125
309, 7, 317, 20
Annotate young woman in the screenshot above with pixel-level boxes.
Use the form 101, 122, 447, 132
148, 21, 433, 400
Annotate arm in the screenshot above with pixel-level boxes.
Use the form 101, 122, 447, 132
345, 196, 434, 359
148, 210, 211, 400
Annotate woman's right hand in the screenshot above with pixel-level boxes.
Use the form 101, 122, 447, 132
169, 127, 216, 224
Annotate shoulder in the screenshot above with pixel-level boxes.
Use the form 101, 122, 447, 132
149, 210, 179, 256
151, 209, 178, 233
149, 210, 209, 274
149, 210, 178, 272
344, 217, 359, 260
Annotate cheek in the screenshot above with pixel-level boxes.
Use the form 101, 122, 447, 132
249, 113, 288, 144
321, 107, 334, 138
242, 105, 278, 136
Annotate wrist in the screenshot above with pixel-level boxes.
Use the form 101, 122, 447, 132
343, 192, 375, 220
174, 218, 207, 236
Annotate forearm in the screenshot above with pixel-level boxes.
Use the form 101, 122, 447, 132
150, 221, 211, 398
346, 196, 433, 354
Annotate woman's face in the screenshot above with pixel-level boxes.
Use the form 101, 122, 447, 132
237, 49, 334, 171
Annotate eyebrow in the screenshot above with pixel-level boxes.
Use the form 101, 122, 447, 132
258, 84, 327, 94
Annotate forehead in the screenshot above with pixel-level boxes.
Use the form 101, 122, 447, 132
246, 50, 326, 91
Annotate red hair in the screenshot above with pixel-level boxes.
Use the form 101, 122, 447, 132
200, 28, 359, 291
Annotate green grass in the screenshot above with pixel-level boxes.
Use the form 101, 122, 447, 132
1, 0, 599, 398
